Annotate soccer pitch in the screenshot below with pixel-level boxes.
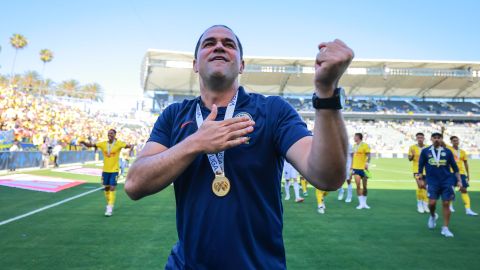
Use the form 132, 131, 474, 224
1, 158, 479, 269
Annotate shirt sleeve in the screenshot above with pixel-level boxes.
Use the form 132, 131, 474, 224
418, 150, 426, 174
365, 144, 371, 154
462, 150, 468, 161
271, 97, 312, 157
447, 150, 459, 173
95, 142, 104, 151
148, 104, 178, 148
119, 141, 127, 148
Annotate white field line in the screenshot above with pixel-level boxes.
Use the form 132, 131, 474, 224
0, 186, 103, 227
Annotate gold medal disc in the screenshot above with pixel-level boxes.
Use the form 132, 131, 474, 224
212, 175, 230, 197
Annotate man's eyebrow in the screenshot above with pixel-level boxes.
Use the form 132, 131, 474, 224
201, 37, 237, 45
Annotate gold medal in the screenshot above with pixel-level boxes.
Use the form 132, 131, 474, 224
212, 174, 230, 197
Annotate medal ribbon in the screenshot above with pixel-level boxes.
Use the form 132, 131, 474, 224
107, 140, 115, 156
430, 146, 442, 167
195, 90, 238, 175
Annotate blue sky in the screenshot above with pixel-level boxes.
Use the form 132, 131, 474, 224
1, 0, 479, 107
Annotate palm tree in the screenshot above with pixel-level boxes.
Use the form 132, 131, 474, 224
82, 83, 103, 101
39, 49, 54, 79
22, 71, 41, 92
10, 34, 28, 78
58, 79, 80, 97
40, 78, 54, 95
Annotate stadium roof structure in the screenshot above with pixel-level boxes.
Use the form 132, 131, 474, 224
141, 50, 480, 98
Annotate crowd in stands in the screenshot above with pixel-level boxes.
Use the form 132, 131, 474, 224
0, 86, 150, 152
3, 86, 479, 157
305, 119, 480, 155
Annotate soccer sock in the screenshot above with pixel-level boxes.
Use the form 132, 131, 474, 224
347, 184, 353, 197
284, 181, 291, 197
109, 190, 116, 206
104, 190, 110, 204
316, 189, 324, 207
358, 195, 364, 205
301, 179, 308, 193
416, 188, 422, 201
293, 182, 301, 199
461, 193, 471, 209
364, 196, 368, 205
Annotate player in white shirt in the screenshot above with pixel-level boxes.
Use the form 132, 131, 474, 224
283, 160, 304, 203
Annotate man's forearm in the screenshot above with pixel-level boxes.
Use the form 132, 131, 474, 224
125, 136, 201, 200
306, 109, 348, 191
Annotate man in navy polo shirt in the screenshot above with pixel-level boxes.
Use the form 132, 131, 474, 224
126, 25, 353, 269
419, 132, 462, 238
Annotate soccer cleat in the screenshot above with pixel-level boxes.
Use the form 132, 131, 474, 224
363, 204, 370, 209
417, 203, 425, 214
284, 195, 290, 201
441, 227, 454, 237
428, 213, 438, 229
356, 204, 364, 210
303, 192, 309, 197
295, 197, 305, 203
345, 196, 352, 203
338, 189, 344, 201
466, 209, 478, 216
317, 206, 325, 214
449, 204, 455, 212
105, 205, 113, 217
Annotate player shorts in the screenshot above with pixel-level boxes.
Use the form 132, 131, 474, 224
102, 172, 119, 186
427, 179, 455, 201
284, 166, 298, 180
352, 169, 366, 178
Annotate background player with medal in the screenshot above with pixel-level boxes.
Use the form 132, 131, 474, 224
125, 25, 353, 268
419, 132, 462, 237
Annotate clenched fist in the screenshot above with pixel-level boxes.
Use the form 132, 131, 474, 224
314, 39, 354, 97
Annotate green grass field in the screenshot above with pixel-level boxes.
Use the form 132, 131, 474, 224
1, 158, 480, 270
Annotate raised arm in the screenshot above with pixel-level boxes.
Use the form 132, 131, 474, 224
125, 105, 254, 200
286, 39, 352, 191
80, 141, 96, 148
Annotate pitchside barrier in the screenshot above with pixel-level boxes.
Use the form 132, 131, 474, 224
0, 151, 104, 170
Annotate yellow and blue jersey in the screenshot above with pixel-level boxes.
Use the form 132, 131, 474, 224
352, 142, 370, 170
447, 145, 467, 175
409, 144, 426, 174
96, 140, 127, 173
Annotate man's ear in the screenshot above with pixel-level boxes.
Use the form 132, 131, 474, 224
239, 59, 245, 74
193, 59, 198, 73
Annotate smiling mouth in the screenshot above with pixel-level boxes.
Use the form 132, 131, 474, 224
209, 56, 229, 62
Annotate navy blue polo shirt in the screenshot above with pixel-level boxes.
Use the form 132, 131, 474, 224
148, 86, 311, 269
418, 146, 459, 183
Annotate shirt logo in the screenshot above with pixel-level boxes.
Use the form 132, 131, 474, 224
234, 112, 254, 144
180, 120, 193, 129
235, 112, 253, 121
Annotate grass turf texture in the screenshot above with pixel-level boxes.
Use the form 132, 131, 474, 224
0, 158, 479, 269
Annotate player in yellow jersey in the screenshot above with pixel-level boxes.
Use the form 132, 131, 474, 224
81, 129, 133, 217
352, 133, 371, 209
408, 132, 429, 214
448, 136, 478, 216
